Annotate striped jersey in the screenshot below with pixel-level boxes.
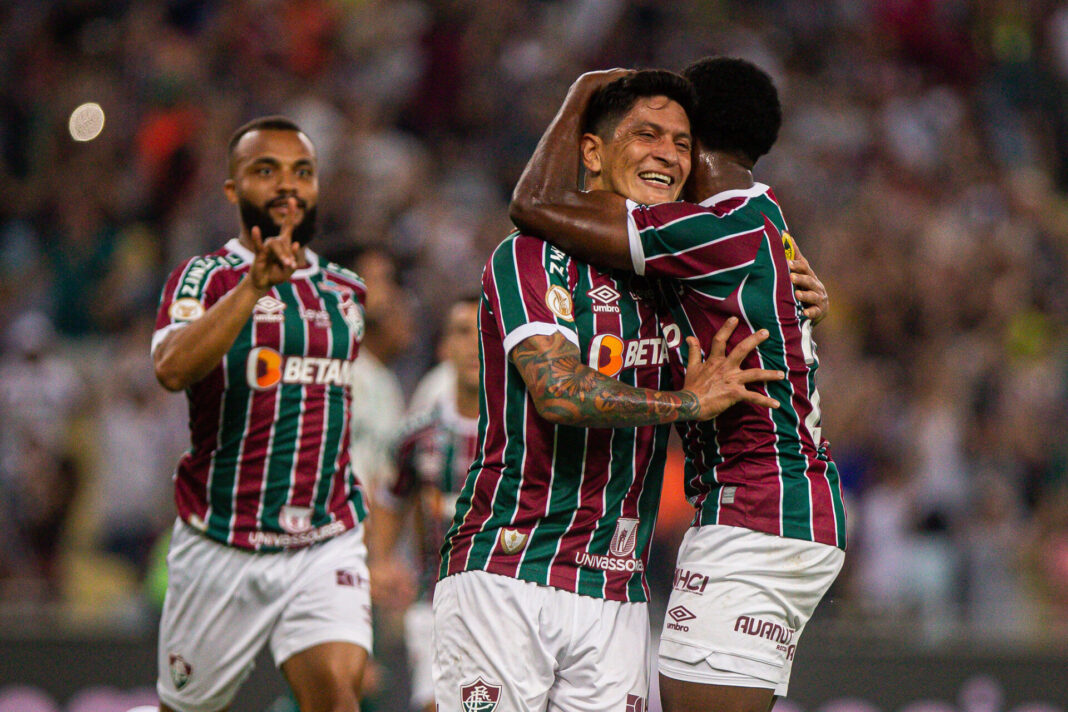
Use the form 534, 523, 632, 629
152, 238, 369, 551
627, 183, 847, 549
440, 233, 678, 603
383, 400, 479, 600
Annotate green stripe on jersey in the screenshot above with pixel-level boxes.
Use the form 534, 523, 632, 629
209, 318, 256, 540
493, 238, 529, 335
261, 282, 306, 531
740, 239, 811, 540
313, 273, 352, 522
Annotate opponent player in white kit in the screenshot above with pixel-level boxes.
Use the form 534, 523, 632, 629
152, 116, 372, 712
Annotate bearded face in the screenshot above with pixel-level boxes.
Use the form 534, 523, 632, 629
238, 194, 318, 247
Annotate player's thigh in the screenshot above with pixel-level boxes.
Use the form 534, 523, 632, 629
404, 600, 436, 711
658, 525, 843, 698
432, 571, 556, 712
156, 522, 284, 712
280, 641, 369, 712
548, 594, 651, 712
659, 675, 773, 712
270, 525, 373, 669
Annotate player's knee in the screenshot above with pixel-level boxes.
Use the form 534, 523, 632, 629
294, 681, 360, 712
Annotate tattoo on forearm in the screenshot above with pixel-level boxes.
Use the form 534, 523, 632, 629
511, 333, 698, 427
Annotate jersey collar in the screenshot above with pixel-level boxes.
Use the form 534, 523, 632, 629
698, 182, 770, 208
224, 237, 321, 279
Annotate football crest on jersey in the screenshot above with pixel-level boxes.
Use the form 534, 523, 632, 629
545, 285, 574, 322
627, 694, 647, 712
169, 297, 205, 322
279, 505, 313, 533
460, 676, 501, 712
169, 654, 192, 690
609, 517, 640, 557
499, 528, 528, 555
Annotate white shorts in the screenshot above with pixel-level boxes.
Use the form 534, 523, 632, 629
157, 520, 373, 712
405, 600, 435, 710
658, 525, 843, 697
433, 571, 652, 712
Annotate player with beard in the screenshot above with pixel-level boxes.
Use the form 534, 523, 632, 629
511, 61, 844, 712
152, 116, 372, 712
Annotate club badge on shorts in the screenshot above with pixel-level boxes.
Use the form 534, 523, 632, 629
461, 676, 501, 712
169, 653, 192, 690
626, 694, 647, 712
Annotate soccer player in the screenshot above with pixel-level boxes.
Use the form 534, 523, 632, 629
433, 70, 788, 712
369, 295, 482, 712
510, 60, 845, 712
152, 116, 372, 712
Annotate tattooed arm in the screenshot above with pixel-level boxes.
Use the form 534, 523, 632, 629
510, 318, 783, 428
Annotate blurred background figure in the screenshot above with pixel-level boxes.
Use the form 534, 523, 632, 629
370, 295, 480, 712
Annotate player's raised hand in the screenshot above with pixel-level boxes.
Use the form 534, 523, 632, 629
788, 240, 829, 324
681, 318, 784, 420
571, 68, 634, 97
249, 197, 300, 291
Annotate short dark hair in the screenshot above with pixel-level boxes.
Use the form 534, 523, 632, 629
227, 115, 306, 174
682, 57, 781, 165
582, 70, 697, 139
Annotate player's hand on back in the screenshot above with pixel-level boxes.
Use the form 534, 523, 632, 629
680, 318, 784, 420
249, 196, 300, 291
787, 240, 829, 324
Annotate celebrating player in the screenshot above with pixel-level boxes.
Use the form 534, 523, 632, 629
433, 70, 788, 712
510, 60, 845, 712
152, 116, 372, 712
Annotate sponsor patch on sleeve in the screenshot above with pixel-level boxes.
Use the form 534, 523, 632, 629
782, 231, 797, 261
169, 297, 205, 322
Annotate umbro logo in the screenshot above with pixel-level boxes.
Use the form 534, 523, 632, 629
668, 606, 696, 622
255, 296, 286, 313
587, 285, 621, 314
253, 296, 286, 323
587, 285, 620, 304
666, 605, 696, 632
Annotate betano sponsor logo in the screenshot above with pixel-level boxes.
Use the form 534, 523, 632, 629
588, 324, 681, 377
246, 347, 354, 390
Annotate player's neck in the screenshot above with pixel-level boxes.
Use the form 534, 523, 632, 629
687, 150, 753, 203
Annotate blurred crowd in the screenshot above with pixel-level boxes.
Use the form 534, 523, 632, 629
1, 0, 1067, 647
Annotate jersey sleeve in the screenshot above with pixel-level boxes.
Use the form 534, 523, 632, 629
626, 199, 764, 298
483, 235, 579, 356
151, 255, 232, 356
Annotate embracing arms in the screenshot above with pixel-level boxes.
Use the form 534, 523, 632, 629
512, 317, 782, 428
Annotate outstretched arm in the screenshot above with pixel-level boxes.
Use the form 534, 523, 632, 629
511, 318, 782, 428
509, 70, 634, 270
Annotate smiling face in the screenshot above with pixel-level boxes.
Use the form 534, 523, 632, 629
581, 95, 692, 205
224, 128, 319, 245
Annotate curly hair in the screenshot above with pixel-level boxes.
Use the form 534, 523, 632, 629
682, 57, 781, 165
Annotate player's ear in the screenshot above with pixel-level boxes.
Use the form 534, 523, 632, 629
580, 133, 604, 175
223, 179, 238, 205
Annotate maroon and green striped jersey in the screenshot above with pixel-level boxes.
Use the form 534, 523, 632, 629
627, 184, 847, 549
152, 238, 369, 552
384, 401, 479, 600
439, 233, 679, 602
